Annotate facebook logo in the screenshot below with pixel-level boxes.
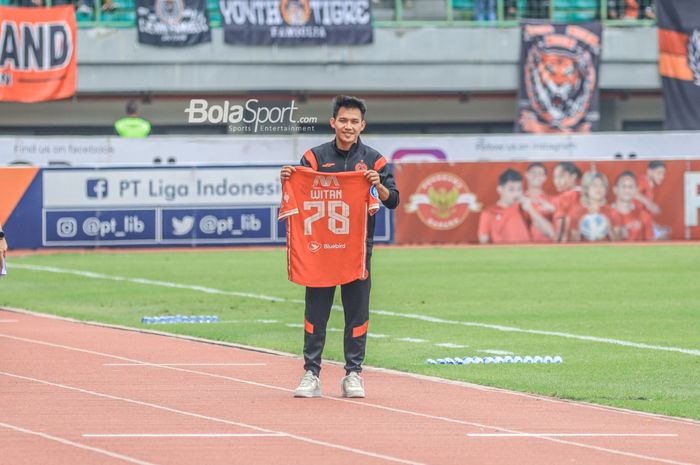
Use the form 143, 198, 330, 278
86, 178, 108, 199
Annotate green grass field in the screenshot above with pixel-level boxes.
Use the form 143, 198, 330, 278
2, 245, 699, 420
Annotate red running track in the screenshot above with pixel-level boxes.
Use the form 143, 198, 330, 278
1, 308, 698, 465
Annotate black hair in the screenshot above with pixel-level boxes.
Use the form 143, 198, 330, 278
555, 161, 582, 179
648, 160, 666, 170
527, 162, 547, 173
126, 100, 139, 116
615, 170, 637, 185
498, 168, 523, 186
332, 95, 367, 119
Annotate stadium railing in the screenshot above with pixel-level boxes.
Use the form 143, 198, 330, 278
0, 0, 657, 28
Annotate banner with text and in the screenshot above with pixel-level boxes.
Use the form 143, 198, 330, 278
136, 0, 211, 46
657, 0, 700, 130
516, 22, 602, 134
0, 6, 77, 102
0, 165, 391, 249
395, 160, 700, 245
219, 0, 372, 45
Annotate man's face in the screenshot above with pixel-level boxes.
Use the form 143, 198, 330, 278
648, 167, 666, 186
614, 176, 637, 203
497, 180, 523, 206
553, 166, 575, 193
526, 166, 547, 189
330, 107, 365, 147
587, 177, 607, 203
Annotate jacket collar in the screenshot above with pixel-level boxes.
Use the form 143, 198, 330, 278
332, 136, 362, 157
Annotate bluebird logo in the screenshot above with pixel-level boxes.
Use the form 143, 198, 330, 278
86, 178, 108, 199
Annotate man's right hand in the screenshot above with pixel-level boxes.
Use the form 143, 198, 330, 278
280, 165, 296, 182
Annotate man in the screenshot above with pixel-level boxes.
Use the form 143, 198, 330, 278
610, 171, 654, 241
478, 168, 552, 244
524, 162, 556, 242
280, 95, 399, 399
551, 161, 582, 242
115, 100, 152, 138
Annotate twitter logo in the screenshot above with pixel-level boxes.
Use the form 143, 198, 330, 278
172, 216, 195, 236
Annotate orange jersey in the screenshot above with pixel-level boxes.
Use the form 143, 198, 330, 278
526, 192, 556, 242
638, 176, 655, 202
553, 188, 581, 240
279, 168, 380, 287
609, 204, 654, 241
478, 203, 531, 244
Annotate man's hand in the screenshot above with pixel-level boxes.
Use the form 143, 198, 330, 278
0, 237, 7, 272
280, 165, 296, 182
364, 170, 380, 186
364, 170, 391, 201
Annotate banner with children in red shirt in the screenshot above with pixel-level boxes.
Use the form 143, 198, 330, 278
395, 160, 700, 245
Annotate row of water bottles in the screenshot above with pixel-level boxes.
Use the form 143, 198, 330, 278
141, 315, 220, 324
427, 355, 563, 365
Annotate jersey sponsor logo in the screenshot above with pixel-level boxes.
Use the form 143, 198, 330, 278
312, 175, 340, 188
308, 240, 322, 253
405, 172, 482, 230
354, 160, 368, 171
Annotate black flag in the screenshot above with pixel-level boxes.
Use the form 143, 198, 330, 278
657, 0, 700, 130
137, 0, 211, 47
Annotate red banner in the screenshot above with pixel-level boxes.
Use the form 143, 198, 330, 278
0, 6, 77, 103
395, 160, 700, 244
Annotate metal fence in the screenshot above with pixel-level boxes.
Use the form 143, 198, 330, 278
1, 0, 657, 28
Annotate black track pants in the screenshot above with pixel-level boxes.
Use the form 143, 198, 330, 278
302, 257, 371, 377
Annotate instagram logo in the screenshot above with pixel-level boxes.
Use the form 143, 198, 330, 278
56, 217, 78, 238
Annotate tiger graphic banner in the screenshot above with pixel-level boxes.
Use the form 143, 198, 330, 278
657, 0, 700, 130
516, 22, 602, 134
0, 6, 77, 103
219, 0, 373, 45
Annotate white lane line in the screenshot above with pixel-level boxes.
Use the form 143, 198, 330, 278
468, 433, 680, 438
83, 433, 285, 438
367, 333, 389, 339
2, 312, 698, 430
13, 263, 700, 357
0, 421, 161, 465
0, 371, 427, 465
396, 338, 428, 344
0, 319, 18, 323
435, 343, 468, 349
104, 363, 267, 367
1, 334, 695, 465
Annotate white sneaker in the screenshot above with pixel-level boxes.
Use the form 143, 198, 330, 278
293, 370, 321, 398
341, 372, 365, 398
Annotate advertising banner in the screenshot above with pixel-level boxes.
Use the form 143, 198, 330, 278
0, 6, 77, 102
0, 165, 391, 249
516, 22, 602, 133
220, 0, 372, 45
5, 133, 700, 168
395, 160, 700, 244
